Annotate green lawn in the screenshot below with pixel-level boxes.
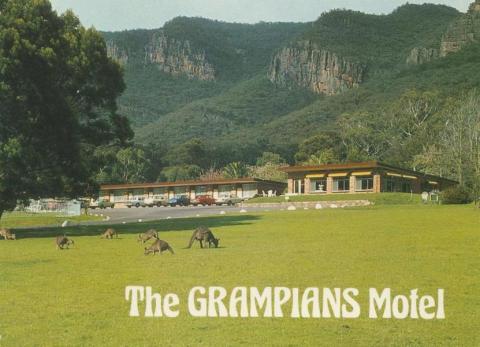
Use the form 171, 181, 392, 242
0, 212, 102, 228
0, 205, 479, 346
246, 192, 425, 204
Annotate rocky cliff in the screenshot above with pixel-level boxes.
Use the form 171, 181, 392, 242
144, 32, 215, 81
440, 0, 480, 56
106, 41, 129, 65
268, 41, 365, 95
406, 47, 439, 65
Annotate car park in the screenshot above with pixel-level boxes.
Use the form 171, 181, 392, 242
168, 195, 190, 207
192, 195, 216, 206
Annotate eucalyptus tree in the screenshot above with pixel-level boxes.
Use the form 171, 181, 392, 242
0, 0, 132, 217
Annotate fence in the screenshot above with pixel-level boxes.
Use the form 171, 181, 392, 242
23, 199, 82, 216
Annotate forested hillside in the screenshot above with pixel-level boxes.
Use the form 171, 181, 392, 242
96, 2, 480, 197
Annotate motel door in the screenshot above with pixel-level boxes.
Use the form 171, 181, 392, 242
294, 179, 304, 194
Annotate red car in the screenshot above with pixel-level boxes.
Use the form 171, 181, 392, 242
193, 195, 216, 206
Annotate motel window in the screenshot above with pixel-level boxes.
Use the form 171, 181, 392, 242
310, 179, 327, 193
242, 184, 257, 198
218, 185, 234, 197
195, 186, 207, 195
113, 190, 127, 202
356, 177, 373, 191
333, 178, 349, 192
382, 178, 411, 193
383, 178, 396, 192
401, 181, 412, 193
133, 189, 144, 198
174, 186, 187, 196
153, 187, 167, 196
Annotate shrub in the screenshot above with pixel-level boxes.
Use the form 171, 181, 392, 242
441, 186, 473, 204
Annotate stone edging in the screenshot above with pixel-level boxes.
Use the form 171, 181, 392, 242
242, 200, 372, 209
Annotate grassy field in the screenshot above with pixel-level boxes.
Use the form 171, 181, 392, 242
246, 192, 425, 204
0, 212, 102, 228
0, 205, 479, 346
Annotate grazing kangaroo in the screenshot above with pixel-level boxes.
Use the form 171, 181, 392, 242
101, 228, 117, 239
56, 235, 74, 250
144, 239, 174, 255
137, 229, 158, 243
0, 228, 16, 240
187, 226, 219, 249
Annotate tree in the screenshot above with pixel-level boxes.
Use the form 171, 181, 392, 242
199, 167, 223, 181
294, 132, 343, 164
249, 152, 287, 182
414, 91, 480, 197
112, 147, 150, 183
164, 138, 209, 168
301, 149, 337, 166
222, 162, 249, 179
0, 0, 132, 216
256, 152, 286, 166
160, 165, 202, 182
337, 112, 390, 160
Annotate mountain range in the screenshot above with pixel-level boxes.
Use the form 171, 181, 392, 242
102, 1, 480, 164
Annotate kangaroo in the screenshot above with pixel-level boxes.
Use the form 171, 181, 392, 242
144, 239, 174, 255
101, 228, 117, 239
56, 235, 74, 250
187, 226, 220, 249
0, 228, 16, 240
137, 229, 158, 244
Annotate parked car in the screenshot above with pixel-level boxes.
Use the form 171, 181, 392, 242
215, 196, 243, 206
193, 195, 216, 206
90, 200, 115, 209
126, 197, 147, 208
89, 199, 99, 209
144, 195, 168, 207
168, 196, 190, 207
99, 201, 115, 209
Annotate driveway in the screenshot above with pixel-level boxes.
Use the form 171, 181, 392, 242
89, 204, 278, 224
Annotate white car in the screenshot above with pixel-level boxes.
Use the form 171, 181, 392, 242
126, 197, 147, 208
215, 196, 243, 206
144, 195, 167, 207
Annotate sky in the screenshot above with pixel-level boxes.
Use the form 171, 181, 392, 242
49, 0, 471, 32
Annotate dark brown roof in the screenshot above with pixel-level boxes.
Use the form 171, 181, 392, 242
281, 161, 458, 183
100, 178, 286, 191
281, 161, 380, 173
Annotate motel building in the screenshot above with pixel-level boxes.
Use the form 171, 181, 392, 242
281, 161, 456, 195
99, 178, 286, 207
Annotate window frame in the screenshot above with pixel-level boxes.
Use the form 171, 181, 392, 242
333, 177, 350, 193
310, 178, 327, 193
355, 176, 374, 192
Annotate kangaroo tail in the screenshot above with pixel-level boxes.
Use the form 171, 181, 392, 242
168, 246, 175, 255
186, 232, 196, 248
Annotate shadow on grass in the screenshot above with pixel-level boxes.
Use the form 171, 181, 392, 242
13, 214, 262, 239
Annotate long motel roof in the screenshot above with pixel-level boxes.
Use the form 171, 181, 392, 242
100, 178, 286, 191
